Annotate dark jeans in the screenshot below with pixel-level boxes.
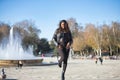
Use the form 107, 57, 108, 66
58, 47, 69, 64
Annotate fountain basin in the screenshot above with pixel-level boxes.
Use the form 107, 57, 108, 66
0, 58, 43, 66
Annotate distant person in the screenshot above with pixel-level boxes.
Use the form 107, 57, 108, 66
95, 57, 98, 64
95, 56, 103, 65
99, 56, 103, 65
0, 68, 6, 79
18, 60, 23, 68
53, 20, 73, 80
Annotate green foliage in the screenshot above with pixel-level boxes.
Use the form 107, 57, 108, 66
49, 40, 56, 50
38, 38, 51, 53
53, 47, 58, 56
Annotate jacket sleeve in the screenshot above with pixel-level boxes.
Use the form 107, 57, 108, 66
52, 29, 58, 46
53, 32, 57, 42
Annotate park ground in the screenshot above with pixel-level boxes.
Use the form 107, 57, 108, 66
1, 58, 120, 80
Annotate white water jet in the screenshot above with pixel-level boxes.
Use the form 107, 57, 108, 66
0, 27, 37, 60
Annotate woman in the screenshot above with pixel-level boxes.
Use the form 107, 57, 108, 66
53, 20, 73, 80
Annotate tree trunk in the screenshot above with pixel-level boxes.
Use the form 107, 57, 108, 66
96, 49, 99, 56
117, 47, 119, 56
109, 45, 112, 56
99, 48, 101, 56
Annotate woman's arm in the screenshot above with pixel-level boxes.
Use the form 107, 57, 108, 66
66, 31, 73, 49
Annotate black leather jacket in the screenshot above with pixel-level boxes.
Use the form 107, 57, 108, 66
53, 29, 73, 47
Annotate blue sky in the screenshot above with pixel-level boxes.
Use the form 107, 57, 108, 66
0, 0, 120, 41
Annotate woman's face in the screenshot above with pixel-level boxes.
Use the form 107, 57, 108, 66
61, 22, 65, 29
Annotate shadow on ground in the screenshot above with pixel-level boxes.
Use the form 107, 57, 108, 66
4, 79, 17, 80
24, 62, 58, 66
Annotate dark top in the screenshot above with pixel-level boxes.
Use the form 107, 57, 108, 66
53, 29, 73, 47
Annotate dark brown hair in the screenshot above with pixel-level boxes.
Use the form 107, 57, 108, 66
58, 20, 70, 33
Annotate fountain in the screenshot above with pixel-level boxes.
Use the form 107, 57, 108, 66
0, 27, 43, 66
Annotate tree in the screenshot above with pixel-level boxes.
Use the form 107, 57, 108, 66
84, 24, 100, 55
12, 20, 41, 50
38, 38, 51, 53
101, 24, 113, 55
49, 40, 56, 50
0, 22, 10, 43
67, 18, 80, 37
110, 22, 120, 55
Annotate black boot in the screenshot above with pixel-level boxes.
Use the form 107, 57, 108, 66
61, 71, 65, 80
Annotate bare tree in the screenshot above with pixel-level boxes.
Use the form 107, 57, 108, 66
0, 22, 10, 43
